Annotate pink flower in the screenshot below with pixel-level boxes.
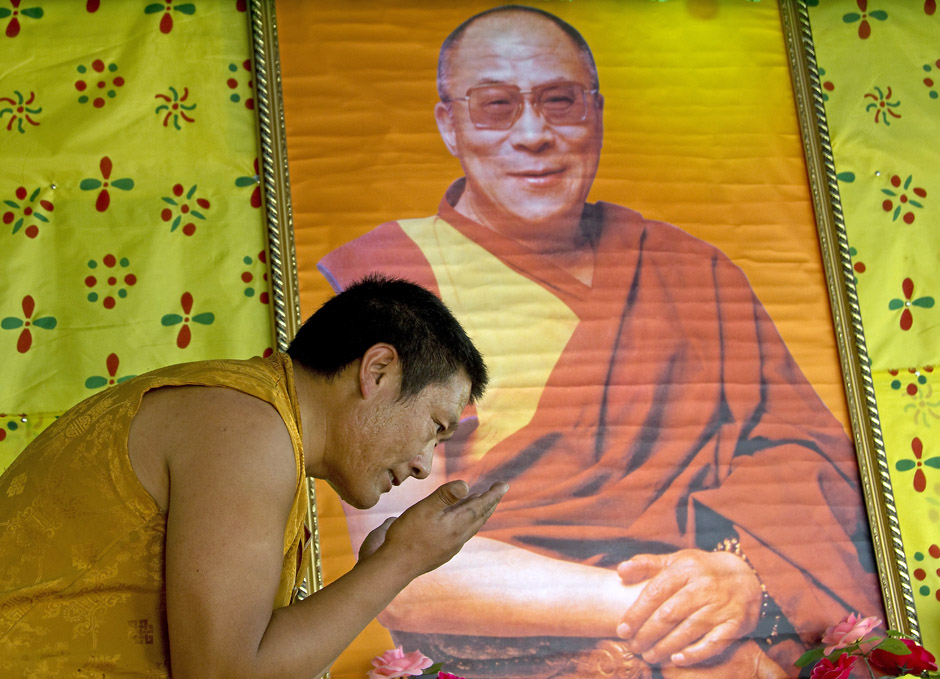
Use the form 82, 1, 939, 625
438, 673, 466, 679
369, 647, 433, 679
810, 654, 856, 679
869, 638, 938, 676
821, 612, 883, 655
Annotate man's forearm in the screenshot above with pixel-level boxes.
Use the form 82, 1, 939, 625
250, 546, 417, 679
377, 535, 643, 638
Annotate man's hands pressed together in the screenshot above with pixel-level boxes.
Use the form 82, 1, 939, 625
360, 480, 509, 578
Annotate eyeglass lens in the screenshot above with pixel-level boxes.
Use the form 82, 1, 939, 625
467, 83, 589, 129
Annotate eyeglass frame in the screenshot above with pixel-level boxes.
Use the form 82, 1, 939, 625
441, 80, 601, 130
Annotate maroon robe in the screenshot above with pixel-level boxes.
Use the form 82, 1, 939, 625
320, 183, 883, 677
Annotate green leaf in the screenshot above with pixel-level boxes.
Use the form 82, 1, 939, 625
21, 7, 43, 18
885, 630, 912, 639
842, 12, 861, 23
1, 317, 23, 330
836, 172, 855, 183
0, 8, 11, 18
828, 646, 856, 660
33, 213, 48, 223
913, 297, 935, 308
191, 210, 205, 220
888, 299, 904, 310
909, 200, 923, 208
28, 187, 40, 201
175, 3, 196, 15
235, 176, 256, 187
11, 218, 22, 234
924, 458, 940, 469
893, 206, 901, 221
882, 189, 897, 196
192, 312, 214, 325
186, 184, 197, 199
161, 314, 183, 326
144, 3, 163, 13
869, 10, 888, 20
117, 375, 137, 384
171, 215, 181, 231
32, 316, 57, 330
415, 664, 444, 678
903, 175, 912, 190
874, 637, 910, 654
85, 376, 108, 389
80, 178, 102, 190
795, 648, 825, 668
896, 460, 916, 472
111, 178, 134, 191
4, 200, 20, 208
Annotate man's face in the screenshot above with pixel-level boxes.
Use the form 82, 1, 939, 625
330, 370, 471, 510
436, 14, 603, 234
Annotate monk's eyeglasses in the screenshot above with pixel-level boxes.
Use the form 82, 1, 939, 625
442, 81, 599, 130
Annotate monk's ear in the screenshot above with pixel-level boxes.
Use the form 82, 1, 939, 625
359, 343, 400, 399
594, 93, 604, 149
435, 102, 459, 158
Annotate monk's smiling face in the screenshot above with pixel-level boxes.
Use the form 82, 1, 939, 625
435, 11, 603, 236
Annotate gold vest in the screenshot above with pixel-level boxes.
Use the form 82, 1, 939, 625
0, 353, 309, 677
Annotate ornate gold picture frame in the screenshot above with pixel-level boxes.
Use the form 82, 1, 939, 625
781, 0, 927, 641
255, 0, 940, 673
248, 0, 322, 599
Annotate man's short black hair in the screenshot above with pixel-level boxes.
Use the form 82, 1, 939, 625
437, 4, 599, 101
287, 274, 487, 403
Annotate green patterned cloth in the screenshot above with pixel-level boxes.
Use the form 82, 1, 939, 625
0, 0, 273, 469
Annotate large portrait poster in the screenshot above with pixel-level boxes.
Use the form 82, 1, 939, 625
277, 2, 885, 678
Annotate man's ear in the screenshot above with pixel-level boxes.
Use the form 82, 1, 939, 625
435, 102, 460, 158
358, 343, 400, 399
594, 93, 604, 149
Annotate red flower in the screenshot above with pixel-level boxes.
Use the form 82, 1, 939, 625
869, 638, 938, 675
810, 654, 856, 679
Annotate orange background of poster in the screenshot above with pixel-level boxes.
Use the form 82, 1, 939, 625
277, 2, 849, 676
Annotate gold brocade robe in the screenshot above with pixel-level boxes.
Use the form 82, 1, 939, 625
0, 354, 309, 677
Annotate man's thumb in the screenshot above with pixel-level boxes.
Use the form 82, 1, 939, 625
435, 480, 469, 506
616, 554, 663, 583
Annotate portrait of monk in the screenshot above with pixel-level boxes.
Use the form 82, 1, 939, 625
314, 5, 884, 678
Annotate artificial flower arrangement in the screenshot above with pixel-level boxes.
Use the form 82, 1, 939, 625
796, 613, 939, 678
369, 647, 465, 679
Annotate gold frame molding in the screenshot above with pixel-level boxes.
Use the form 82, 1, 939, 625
249, 0, 324, 600
779, 0, 917, 638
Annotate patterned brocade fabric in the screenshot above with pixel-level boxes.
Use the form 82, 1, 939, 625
0, 353, 308, 676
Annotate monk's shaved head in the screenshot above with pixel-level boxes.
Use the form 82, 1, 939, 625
437, 5, 599, 101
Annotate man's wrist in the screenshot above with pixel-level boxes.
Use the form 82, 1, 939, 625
713, 536, 783, 645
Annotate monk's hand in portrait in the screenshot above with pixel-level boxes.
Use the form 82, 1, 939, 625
616, 549, 763, 667
358, 480, 508, 578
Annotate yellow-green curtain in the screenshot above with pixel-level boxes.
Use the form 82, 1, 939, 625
0, 0, 273, 470
808, 0, 940, 652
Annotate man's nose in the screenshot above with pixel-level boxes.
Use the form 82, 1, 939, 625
509, 99, 553, 151
410, 443, 433, 479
